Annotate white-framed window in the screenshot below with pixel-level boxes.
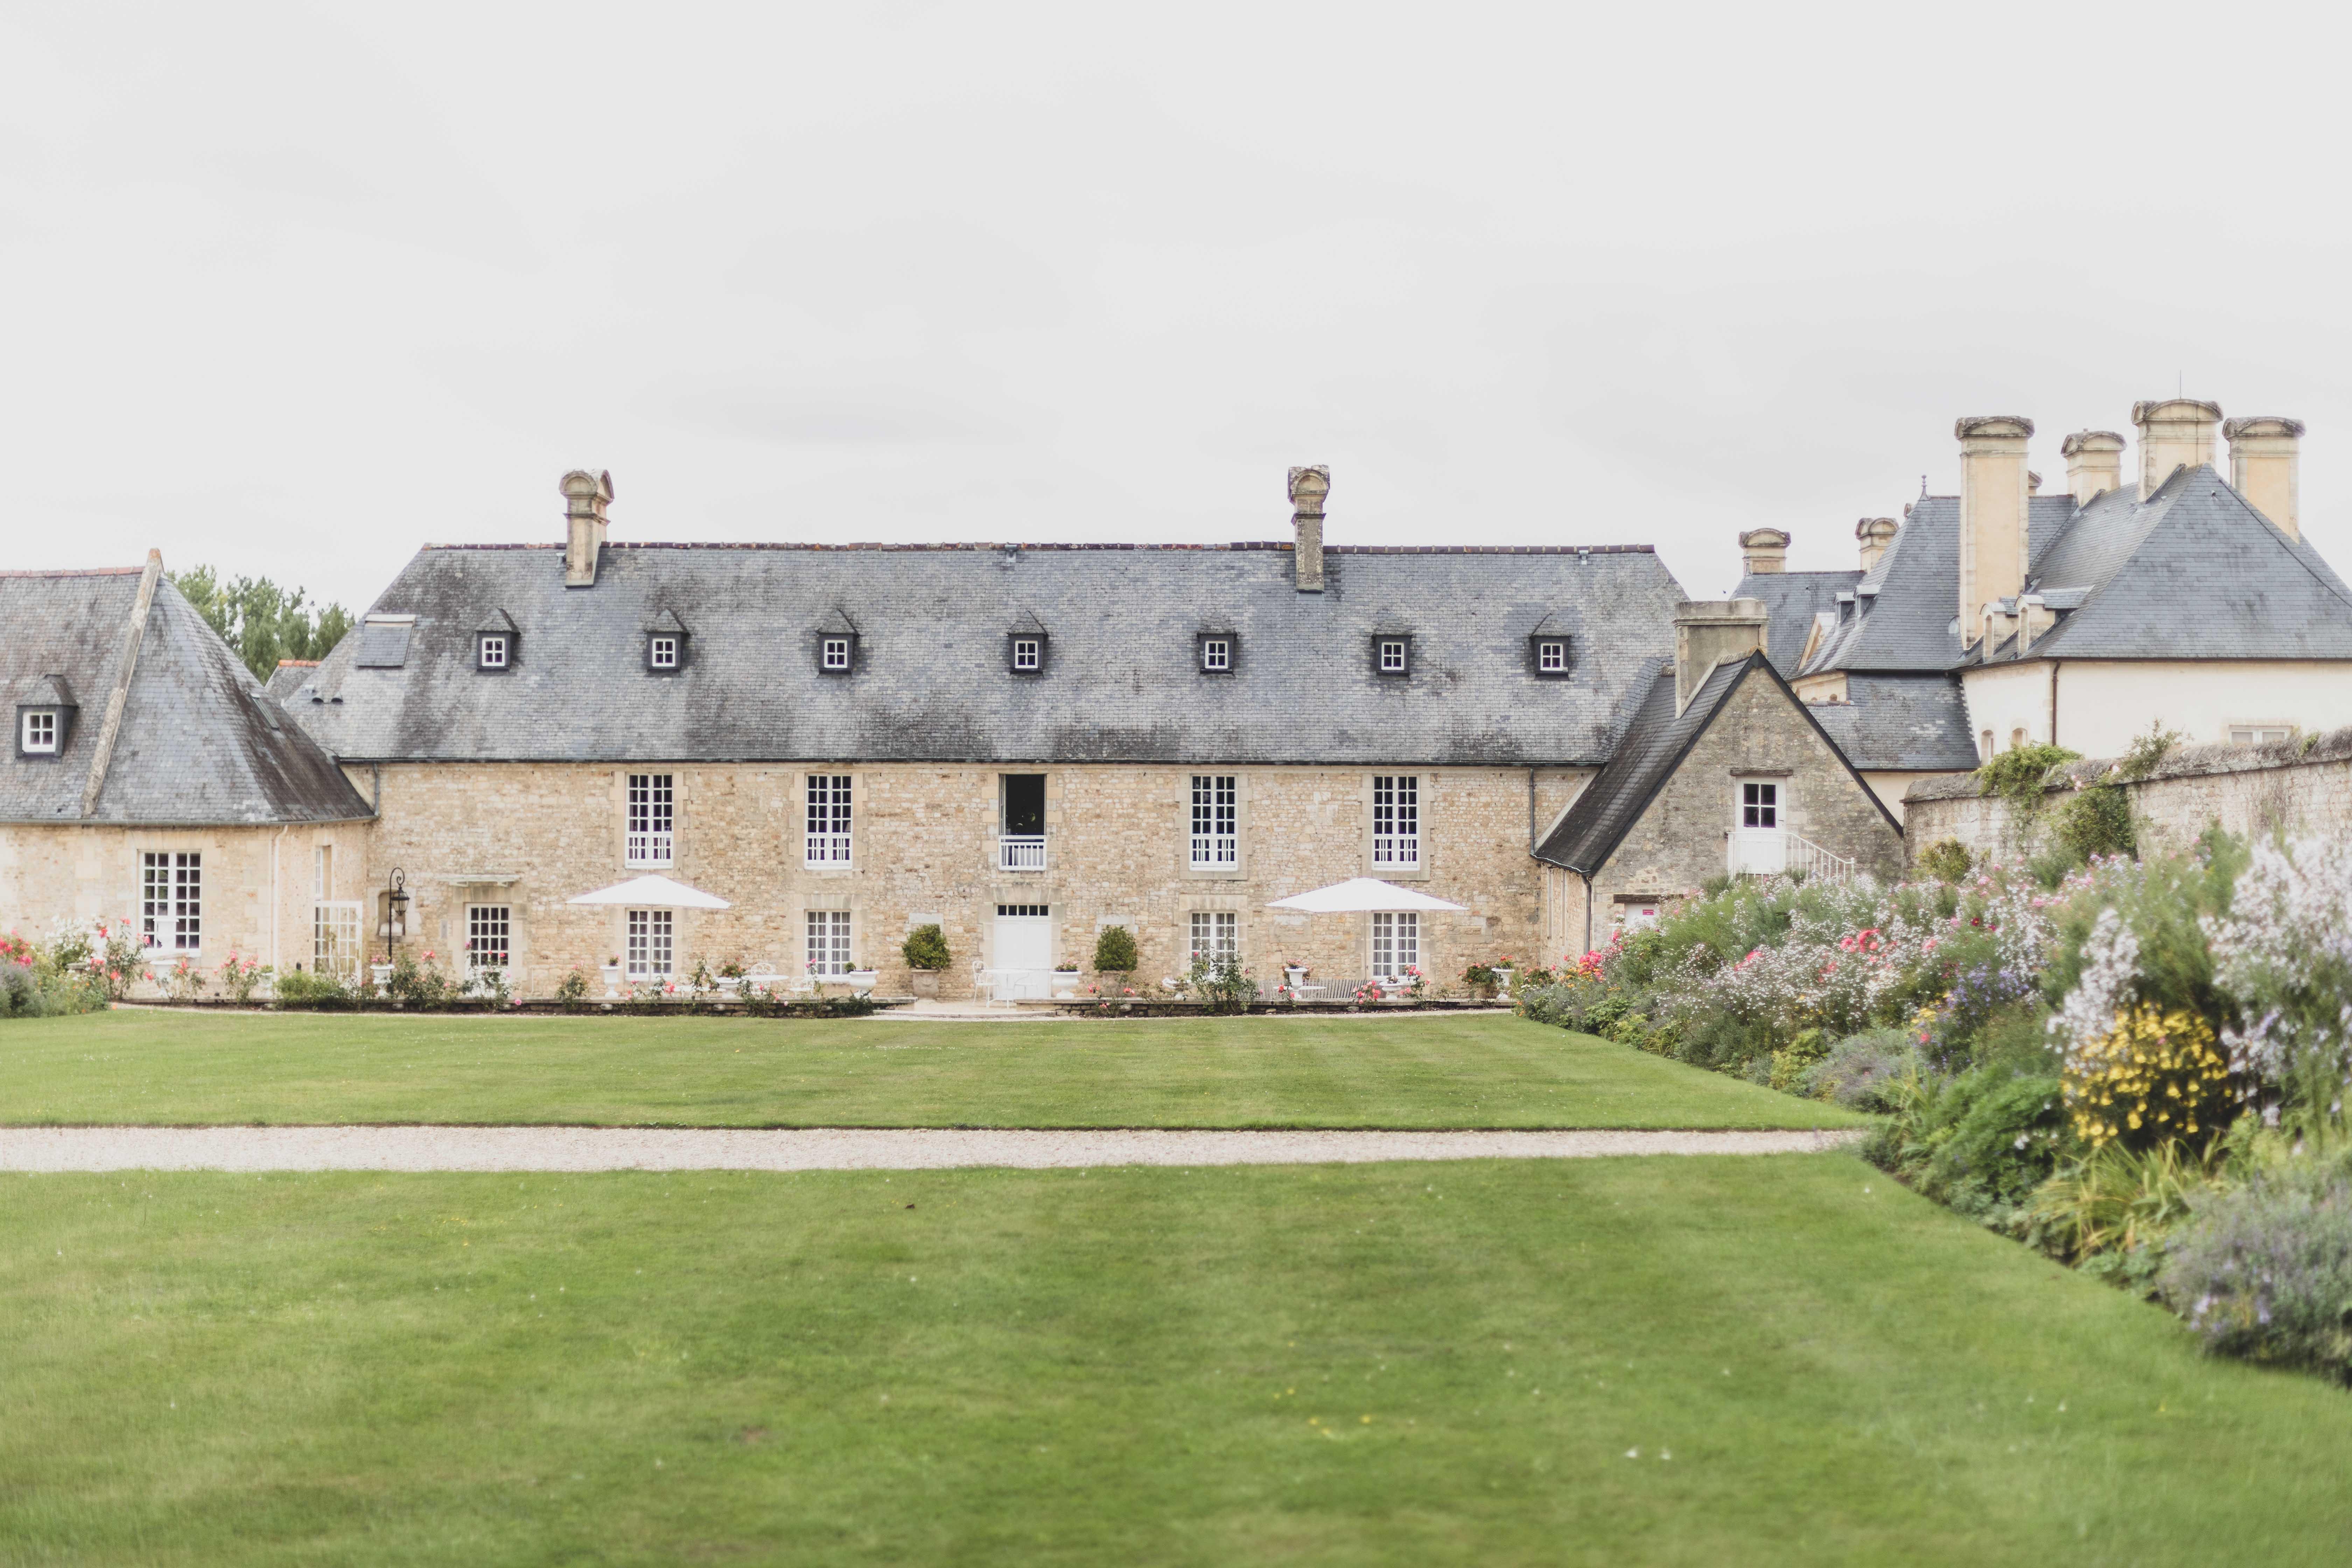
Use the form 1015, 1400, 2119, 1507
1190, 774, 1237, 867
467, 905, 511, 973
1536, 639, 1567, 673
806, 774, 852, 866
478, 634, 508, 669
627, 773, 674, 866
141, 851, 201, 952
314, 899, 361, 977
2228, 723, 2295, 745
1979, 729, 1994, 762
1201, 637, 1231, 672
1741, 780, 1779, 828
626, 909, 673, 979
822, 637, 852, 671
1378, 638, 1409, 674
312, 845, 333, 900
806, 909, 852, 975
1011, 637, 1041, 671
1372, 775, 1419, 867
1189, 910, 1237, 964
649, 635, 679, 670
21, 710, 58, 753
1371, 911, 1418, 977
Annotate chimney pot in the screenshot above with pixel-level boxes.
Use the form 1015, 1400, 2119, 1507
1671, 598, 1769, 716
1855, 517, 1898, 572
2060, 429, 2126, 507
562, 469, 613, 588
1737, 527, 1789, 576
1954, 416, 2033, 647
2131, 399, 2222, 500
1288, 465, 1329, 592
2224, 416, 2305, 541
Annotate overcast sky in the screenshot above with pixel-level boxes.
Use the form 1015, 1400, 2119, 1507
6, 2, 2350, 614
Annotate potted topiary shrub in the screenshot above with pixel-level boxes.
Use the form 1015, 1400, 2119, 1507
902, 923, 951, 998
1092, 924, 1138, 987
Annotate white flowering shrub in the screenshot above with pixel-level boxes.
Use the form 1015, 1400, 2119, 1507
2205, 834, 2352, 1114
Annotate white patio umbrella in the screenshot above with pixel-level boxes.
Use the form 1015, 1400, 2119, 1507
1266, 877, 1468, 913
566, 873, 732, 910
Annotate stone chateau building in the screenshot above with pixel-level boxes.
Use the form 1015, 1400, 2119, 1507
3, 468, 1898, 994
1734, 398, 2352, 811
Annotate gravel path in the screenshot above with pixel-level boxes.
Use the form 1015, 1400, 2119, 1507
0, 1125, 1863, 1173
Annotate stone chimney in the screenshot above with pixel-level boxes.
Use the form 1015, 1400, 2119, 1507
2061, 430, 2125, 506
563, 470, 613, 588
1855, 517, 1898, 572
1956, 416, 2033, 645
2133, 399, 2222, 499
1673, 598, 1769, 716
2225, 416, 2305, 541
1737, 528, 1789, 575
1288, 465, 1328, 592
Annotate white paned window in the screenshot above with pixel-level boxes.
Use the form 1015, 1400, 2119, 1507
141, 851, 202, 952
467, 906, 511, 973
1201, 637, 1230, 672
627, 773, 674, 866
313, 845, 332, 900
314, 900, 361, 977
1537, 639, 1567, 672
626, 909, 673, 979
1741, 781, 1779, 828
1189, 910, 1238, 964
822, 637, 852, 671
1379, 638, 1408, 674
1190, 774, 1237, 867
1371, 775, 1419, 867
2229, 724, 2295, 745
806, 910, 852, 975
1371, 911, 1418, 978
1011, 638, 1041, 671
805, 774, 853, 866
21, 710, 57, 752
650, 635, 678, 670
478, 634, 507, 669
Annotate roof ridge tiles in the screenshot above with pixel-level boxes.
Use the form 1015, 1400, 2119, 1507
0, 566, 147, 578
416, 540, 1657, 555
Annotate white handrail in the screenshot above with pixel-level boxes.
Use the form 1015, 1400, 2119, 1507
1784, 833, 1856, 884
998, 835, 1047, 870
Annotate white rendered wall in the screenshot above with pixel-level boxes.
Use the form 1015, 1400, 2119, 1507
1963, 660, 2352, 760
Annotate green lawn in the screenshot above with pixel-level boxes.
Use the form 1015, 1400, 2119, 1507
0, 1010, 1865, 1130
8, 1154, 2350, 1565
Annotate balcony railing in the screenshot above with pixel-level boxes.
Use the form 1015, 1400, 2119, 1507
1729, 830, 1854, 884
1371, 834, 1420, 867
998, 834, 1047, 870
625, 830, 674, 867
805, 832, 852, 867
1189, 834, 1238, 868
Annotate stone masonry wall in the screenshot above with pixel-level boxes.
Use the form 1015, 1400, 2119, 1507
1571, 672, 1905, 952
1904, 725, 2352, 864
0, 819, 372, 995
356, 762, 1592, 998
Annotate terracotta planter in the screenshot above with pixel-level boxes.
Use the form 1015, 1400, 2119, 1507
910, 970, 941, 999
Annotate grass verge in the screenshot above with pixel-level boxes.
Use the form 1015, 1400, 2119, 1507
7, 1155, 2349, 1565
0, 1010, 1865, 1129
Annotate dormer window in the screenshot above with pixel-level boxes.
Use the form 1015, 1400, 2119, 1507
1005, 611, 1048, 676
21, 709, 57, 753
1535, 639, 1569, 675
1373, 636, 1411, 677
649, 635, 678, 670
822, 637, 853, 671
643, 607, 690, 673
815, 608, 860, 675
13, 674, 76, 758
476, 609, 518, 672
478, 634, 508, 669
1199, 635, 1234, 673
1011, 638, 1041, 672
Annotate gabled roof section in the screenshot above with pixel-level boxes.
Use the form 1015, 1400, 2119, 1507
1007, 609, 1048, 637
480, 608, 519, 635
289, 540, 1689, 766
1733, 569, 1861, 675
19, 673, 77, 709
644, 606, 690, 636
1535, 652, 1895, 873
1805, 674, 1979, 772
0, 569, 370, 825
814, 606, 859, 637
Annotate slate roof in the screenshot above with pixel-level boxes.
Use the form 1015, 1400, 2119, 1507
1532, 652, 1893, 874
1806, 675, 1980, 772
265, 660, 319, 702
0, 568, 373, 825
1802, 471, 2352, 674
289, 541, 1689, 766
1731, 569, 1862, 675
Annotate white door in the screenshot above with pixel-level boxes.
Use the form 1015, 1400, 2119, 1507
1732, 780, 1785, 874
992, 905, 1054, 999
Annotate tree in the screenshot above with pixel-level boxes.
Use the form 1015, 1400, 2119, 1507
170, 567, 355, 682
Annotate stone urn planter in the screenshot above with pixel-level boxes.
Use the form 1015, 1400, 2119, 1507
841, 969, 880, 996
909, 969, 941, 999
369, 962, 395, 991
715, 975, 742, 999
1494, 966, 1515, 999
1283, 965, 1308, 992
600, 963, 624, 999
